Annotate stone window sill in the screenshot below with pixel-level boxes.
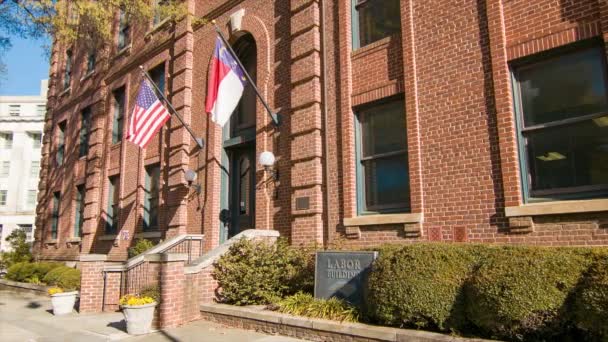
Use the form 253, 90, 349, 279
114, 44, 132, 59
45, 239, 58, 245
67, 237, 82, 243
145, 18, 171, 39
344, 213, 423, 227
135, 231, 161, 239
98, 234, 118, 241
59, 87, 71, 97
80, 71, 95, 82
505, 199, 608, 217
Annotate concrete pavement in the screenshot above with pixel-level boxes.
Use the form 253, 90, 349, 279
0, 290, 307, 342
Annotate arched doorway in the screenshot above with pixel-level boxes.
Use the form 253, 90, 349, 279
220, 33, 257, 241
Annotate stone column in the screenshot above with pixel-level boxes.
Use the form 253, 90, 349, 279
78, 254, 107, 313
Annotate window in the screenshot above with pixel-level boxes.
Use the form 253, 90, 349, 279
117, 8, 130, 50
144, 165, 160, 231
112, 88, 125, 144
9, 105, 20, 116
353, 0, 401, 48
0, 190, 7, 206
29, 132, 42, 148
355, 99, 410, 213
0, 161, 9, 177
57, 121, 66, 165
86, 50, 96, 74
0, 132, 13, 149
27, 190, 37, 207
18, 224, 33, 241
513, 45, 608, 200
51, 192, 60, 239
64, 49, 72, 90
30, 161, 40, 178
80, 107, 91, 158
106, 176, 119, 234
74, 185, 85, 237
37, 105, 46, 116
153, 0, 168, 26
149, 63, 165, 94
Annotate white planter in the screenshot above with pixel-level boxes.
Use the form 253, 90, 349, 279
121, 302, 157, 335
50, 291, 78, 315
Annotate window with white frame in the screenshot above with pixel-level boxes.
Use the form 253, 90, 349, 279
9, 105, 20, 116
30, 161, 40, 178
27, 190, 37, 207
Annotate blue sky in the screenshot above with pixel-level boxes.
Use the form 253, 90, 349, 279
0, 37, 50, 96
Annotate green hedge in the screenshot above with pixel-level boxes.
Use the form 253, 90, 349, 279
42, 266, 81, 291
6, 262, 62, 284
366, 244, 484, 332
212, 238, 313, 305
465, 247, 590, 341
572, 253, 608, 339
366, 244, 608, 341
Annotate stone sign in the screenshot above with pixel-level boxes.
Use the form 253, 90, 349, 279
314, 251, 378, 307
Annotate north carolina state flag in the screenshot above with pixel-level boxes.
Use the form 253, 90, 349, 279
205, 36, 247, 127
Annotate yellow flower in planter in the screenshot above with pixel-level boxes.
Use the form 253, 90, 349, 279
119, 294, 155, 306
48, 287, 64, 296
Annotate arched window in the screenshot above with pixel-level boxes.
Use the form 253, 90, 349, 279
231, 34, 257, 136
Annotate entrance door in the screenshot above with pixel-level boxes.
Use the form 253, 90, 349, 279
228, 145, 255, 237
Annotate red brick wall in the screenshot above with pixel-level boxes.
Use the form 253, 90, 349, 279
36, 0, 608, 265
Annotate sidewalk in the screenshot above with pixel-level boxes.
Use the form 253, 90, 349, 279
0, 290, 307, 341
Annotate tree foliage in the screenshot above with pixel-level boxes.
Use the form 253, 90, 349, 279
0, 229, 33, 269
0, 0, 189, 75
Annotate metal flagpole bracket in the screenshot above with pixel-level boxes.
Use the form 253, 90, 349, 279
138, 66, 205, 150
211, 21, 281, 127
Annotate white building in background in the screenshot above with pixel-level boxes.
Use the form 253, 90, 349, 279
0, 80, 47, 252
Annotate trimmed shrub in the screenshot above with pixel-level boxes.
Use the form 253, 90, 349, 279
572, 254, 608, 340
366, 243, 484, 332
276, 292, 359, 322
42, 266, 81, 290
465, 247, 590, 341
213, 238, 313, 305
6, 262, 62, 283
128, 239, 156, 258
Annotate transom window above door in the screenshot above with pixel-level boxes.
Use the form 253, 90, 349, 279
513, 43, 608, 201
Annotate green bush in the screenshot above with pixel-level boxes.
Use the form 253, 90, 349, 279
128, 239, 156, 259
6, 262, 62, 283
139, 284, 160, 303
42, 266, 81, 291
276, 292, 359, 322
366, 243, 484, 332
465, 247, 590, 341
572, 254, 608, 340
212, 238, 313, 305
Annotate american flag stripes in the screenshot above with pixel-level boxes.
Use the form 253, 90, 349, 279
127, 79, 171, 148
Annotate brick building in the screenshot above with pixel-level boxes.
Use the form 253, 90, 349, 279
35, 0, 608, 264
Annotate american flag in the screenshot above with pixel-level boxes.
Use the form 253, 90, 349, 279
127, 79, 171, 148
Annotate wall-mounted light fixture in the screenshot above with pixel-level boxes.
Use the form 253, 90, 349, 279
185, 169, 202, 194
259, 151, 278, 181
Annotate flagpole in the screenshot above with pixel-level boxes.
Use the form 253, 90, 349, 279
139, 66, 204, 149
211, 21, 281, 127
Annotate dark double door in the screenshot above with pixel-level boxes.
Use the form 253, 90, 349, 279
227, 144, 256, 237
